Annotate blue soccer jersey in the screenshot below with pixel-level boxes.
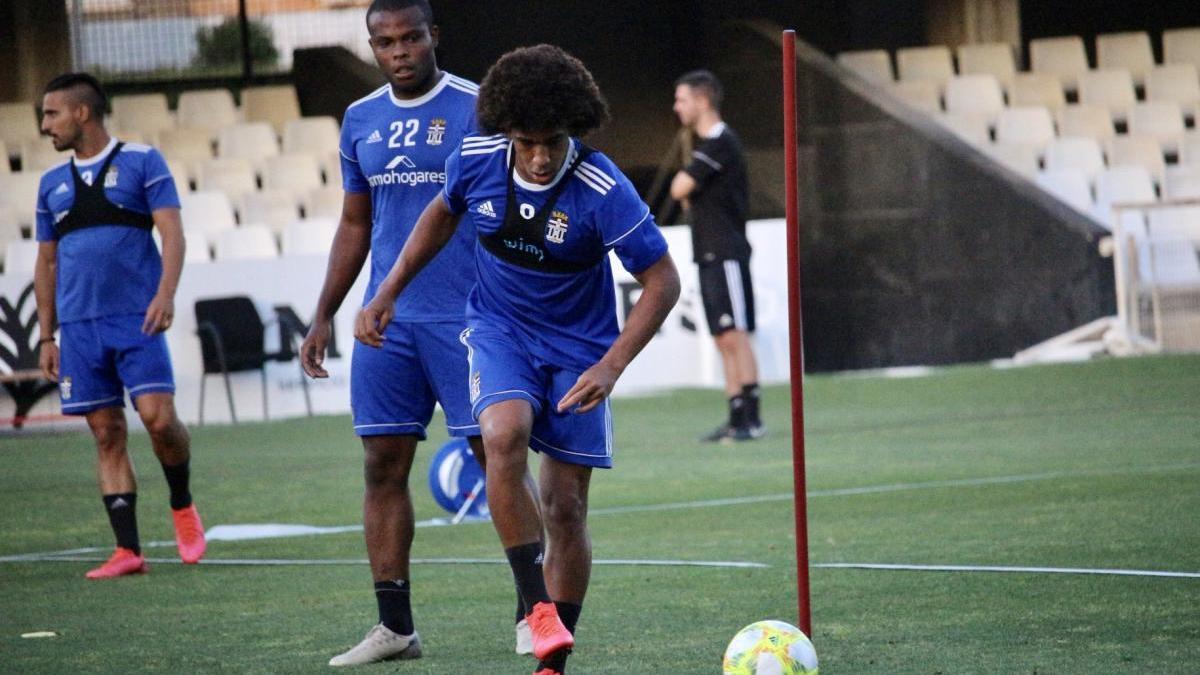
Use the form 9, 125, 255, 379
35, 137, 180, 323
341, 72, 480, 321
443, 136, 669, 371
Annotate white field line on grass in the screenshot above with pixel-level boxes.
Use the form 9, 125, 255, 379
814, 563, 1200, 579
15, 556, 769, 569
3, 461, 1197, 565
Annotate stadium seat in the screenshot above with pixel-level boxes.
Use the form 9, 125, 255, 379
158, 127, 214, 180
1036, 169, 1093, 213
184, 230, 211, 263
1184, 132, 1200, 166
215, 224, 278, 260
836, 50, 894, 85
237, 189, 299, 234
945, 75, 1005, 122
262, 153, 323, 197
281, 218, 337, 257
3, 238, 39, 276
995, 106, 1055, 152
1145, 65, 1200, 120
1096, 32, 1156, 87
1008, 72, 1066, 110
18, 137, 69, 173
1148, 205, 1200, 242
177, 89, 240, 142
985, 142, 1040, 178
111, 93, 174, 139
1162, 27, 1200, 72
1030, 36, 1090, 92
180, 190, 237, 244
1164, 165, 1200, 201
241, 85, 301, 135
889, 80, 941, 113
197, 157, 258, 202
1144, 239, 1200, 287
1079, 69, 1137, 123
217, 122, 279, 173
319, 149, 343, 186
301, 185, 343, 219
1044, 137, 1106, 182
1056, 105, 1116, 143
1128, 102, 1186, 154
1107, 136, 1166, 184
165, 159, 191, 193
0, 102, 42, 156
0, 205, 22, 251
896, 46, 955, 88
936, 112, 990, 146
0, 172, 42, 228
956, 43, 1017, 89
283, 116, 340, 157
1095, 166, 1158, 215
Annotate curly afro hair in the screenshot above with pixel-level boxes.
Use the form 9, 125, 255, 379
477, 44, 610, 137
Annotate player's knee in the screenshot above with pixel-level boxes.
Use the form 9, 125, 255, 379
90, 418, 127, 453
362, 439, 414, 488
481, 425, 527, 464
140, 407, 180, 440
541, 488, 587, 533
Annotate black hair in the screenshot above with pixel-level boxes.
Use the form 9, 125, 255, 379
476, 44, 609, 136
366, 0, 433, 26
43, 72, 107, 118
675, 69, 724, 111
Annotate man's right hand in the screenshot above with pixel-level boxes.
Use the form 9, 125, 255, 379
39, 342, 60, 382
300, 320, 332, 378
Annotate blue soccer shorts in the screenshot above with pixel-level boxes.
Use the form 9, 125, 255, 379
461, 324, 614, 469
350, 320, 480, 439
57, 314, 175, 415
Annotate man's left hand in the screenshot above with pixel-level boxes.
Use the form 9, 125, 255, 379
143, 293, 175, 334
557, 361, 622, 414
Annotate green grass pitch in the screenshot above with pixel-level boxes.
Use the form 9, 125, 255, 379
1, 355, 1198, 673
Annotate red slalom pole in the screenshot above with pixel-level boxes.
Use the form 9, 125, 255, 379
782, 28, 812, 637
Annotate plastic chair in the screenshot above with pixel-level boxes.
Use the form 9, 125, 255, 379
3, 238, 39, 276
1030, 36, 1090, 92
897, 46, 955, 88
1036, 169, 1093, 213
956, 43, 1016, 88
262, 153, 323, 198
111, 94, 174, 139
1128, 102, 1187, 154
1163, 27, 1200, 71
197, 157, 257, 202
995, 106, 1055, 152
1164, 165, 1200, 201
302, 185, 343, 219
945, 75, 1005, 122
836, 50, 894, 85
1096, 31, 1155, 87
281, 218, 337, 257
214, 224, 278, 260
1044, 137, 1106, 182
238, 190, 300, 234
1107, 136, 1166, 184
936, 113, 990, 146
177, 89, 239, 142
889, 80, 941, 113
217, 122, 280, 172
1079, 69, 1137, 123
1056, 105, 1115, 143
1008, 72, 1066, 110
241, 85, 301, 135
986, 143, 1040, 178
180, 190, 237, 245
282, 117, 340, 156
0, 102, 42, 153
1146, 65, 1200, 119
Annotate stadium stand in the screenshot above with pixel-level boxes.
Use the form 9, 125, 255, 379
1096, 31, 1156, 87
241, 85, 301, 135
936, 112, 990, 146
111, 93, 174, 139
1044, 137, 1106, 181
995, 106, 1056, 152
282, 116, 340, 157
1035, 169, 1093, 213
1164, 165, 1200, 200
180, 190, 237, 245
835, 50, 893, 85
217, 122, 280, 174
1128, 101, 1187, 153
0, 205, 22, 256
1078, 69, 1138, 123
19, 137, 70, 172
1056, 104, 1117, 142
1029, 36, 1090, 92
0, 102, 41, 158
177, 89, 239, 142
0, 172, 41, 228
1146, 64, 1200, 119
1184, 132, 1200, 164
281, 218, 338, 257
3, 238, 39, 276
985, 142, 1040, 177
262, 153, 324, 198
896, 45, 955, 88
301, 185, 343, 219
1008, 72, 1067, 110
1108, 135, 1167, 183
889, 80, 941, 113
1164, 27, 1200, 71
197, 157, 258, 202
158, 127, 214, 180
956, 42, 1017, 89
945, 74, 1005, 123
238, 189, 300, 235
215, 224, 278, 261
1095, 166, 1158, 215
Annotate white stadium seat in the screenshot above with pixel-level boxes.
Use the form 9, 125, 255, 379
1145, 240, 1200, 287
0, 142, 8, 174
215, 224, 277, 260
1030, 36, 1090, 92
0, 171, 42, 228
158, 127, 214, 180
180, 190, 237, 244
1044, 137, 1106, 182
1148, 206, 1200, 243
262, 153, 324, 197
889, 80, 941, 113
945, 75, 1005, 122
1095, 166, 1157, 212
986, 142, 1040, 178
197, 157, 258, 202
1128, 102, 1187, 154
836, 50, 894, 85
320, 149, 342, 186
1146, 65, 1200, 119
111, 93, 174, 138
283, 116, 340, 156
301, 185, 343, 219
1095, 31, 1155, 87
1164, 165, 1200, 201
3, 238, 39, 276
184, 229, 211, 263
238, 189, 300, 234
1036, 169, 1093, 213
0, 102, 42, 154
1008, 73, 1066, 110
241, 85, 301, 135
936, 112, 990, 146
995, 106, 1055, 152
1183, 132, 1200, 166
896, 46, 955, 88
165, 159, 190, 194
1107, 136, 1166, 184
1056, 105, 1115, 143
281, 218, 338, 257
1079, 69, 1137, 123
1163, 27, 1200, 72
177, 89, 240, 142
0, 204, 23, 252
217, 122, 280, 172
956, 43, 1017, 88
18, 137, 70, 172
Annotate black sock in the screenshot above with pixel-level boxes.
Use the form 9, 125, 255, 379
515, 588, 526, 624
555, 601, 582, 635
374, 579, 414, 635
102, 493, 140, 554
741, 383, 761, 426
505, 542, 549, 610
728, 394, 747, 428
160, 459, 192, 510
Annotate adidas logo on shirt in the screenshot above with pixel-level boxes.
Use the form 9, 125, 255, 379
366, 129, 383, 144
54, 182, 69, 195
477, 200, 496, 218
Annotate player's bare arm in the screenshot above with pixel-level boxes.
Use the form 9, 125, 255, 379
143, 206, 183, 335
33, 240, 60, 381
302, 191, 373, 377
557, 252, 681, 413
669, 170, 697, 202
353, 194, 461, 347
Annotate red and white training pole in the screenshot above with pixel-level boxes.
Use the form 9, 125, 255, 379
782, 28, 813, 638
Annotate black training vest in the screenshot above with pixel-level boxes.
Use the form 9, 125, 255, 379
55, 142, 155, 239
478, 145, 606, 274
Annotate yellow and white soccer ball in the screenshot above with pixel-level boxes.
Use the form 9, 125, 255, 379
722, 620, 818, 675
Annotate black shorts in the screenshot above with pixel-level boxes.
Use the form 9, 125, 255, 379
698, 258, 756, 336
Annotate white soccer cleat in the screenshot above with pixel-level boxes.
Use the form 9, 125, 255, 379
328, 624, 422, 667
515, 618, 534, 655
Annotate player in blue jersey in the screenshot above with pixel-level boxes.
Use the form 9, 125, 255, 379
299, 0, 536, 666
356, 45, 681, 675
33, 73, 206, 579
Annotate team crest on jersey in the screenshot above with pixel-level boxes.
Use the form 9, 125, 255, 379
426, 118, 447, 146
546, 210, 569, 244
60, 377, 72, 400
104, 167, 119, 188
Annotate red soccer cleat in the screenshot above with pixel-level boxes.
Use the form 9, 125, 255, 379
172, 504, 207, 564
85, 547, 148, 579
525, 602, 574, 661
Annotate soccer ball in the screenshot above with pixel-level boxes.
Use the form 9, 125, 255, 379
427, 438, 489, 518
722, 620, 818, 675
